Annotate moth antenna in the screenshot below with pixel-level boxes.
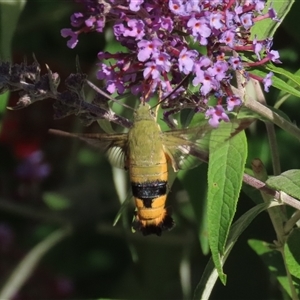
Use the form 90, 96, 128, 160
86, 80, 134, 111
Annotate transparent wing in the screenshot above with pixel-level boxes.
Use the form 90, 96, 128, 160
161, 118, 253, 171
161, 124, 212, 171
49, 129, 128, 169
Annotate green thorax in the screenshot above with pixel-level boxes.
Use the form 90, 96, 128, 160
128, 103, 166, 166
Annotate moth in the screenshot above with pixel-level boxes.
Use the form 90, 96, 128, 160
50, 100, 246, 236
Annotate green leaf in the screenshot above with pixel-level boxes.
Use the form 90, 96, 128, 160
251, 69, 300, 99
271, 74, 300, 98
275, 68, 300, 108
43, 192, 70, 210
178, 165, 210, 255
113, 188, 132, 227
266, 64, 300, 88
194, 202, 276, 299
0, 0, 26, 60
248, 239, 300, 299
0, 0, 26, 129
77, 148, 100, 166
0, 227, 71, 300
251, 0, 295, 39
179, 108, 196, 128
284, 228, 300, 280
266, 170, 300, 200
207, 122, 247, 284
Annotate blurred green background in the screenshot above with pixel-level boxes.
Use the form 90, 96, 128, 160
0, 0, 300, 299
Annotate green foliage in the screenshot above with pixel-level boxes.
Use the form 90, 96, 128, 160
252, 68, 300, 99
285, 228, 300, 281
251, 0, 294, 39
194, 201, 279, 299
266, 170, 300, 200
1, 0, 300, 299
207, 123, 247, 283
43, 192, 71, 211
249, 238, 300, 299
178, 165, 209, 254
0, 0, 26, 129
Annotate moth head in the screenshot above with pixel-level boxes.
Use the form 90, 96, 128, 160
133, 103, 156, 122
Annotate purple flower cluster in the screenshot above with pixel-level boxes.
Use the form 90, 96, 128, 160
62, 0, 280, 127
16, 150, 50, 182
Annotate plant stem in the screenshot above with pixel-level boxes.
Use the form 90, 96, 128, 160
251, 159, 299, 298
242, 173, 300, 210
251, 159, 285, 244
264, 120, 281, 175
244, 96, 300, 141
284, 210, 300, 235
0, 198, 67, 225
279, 247, 300, 300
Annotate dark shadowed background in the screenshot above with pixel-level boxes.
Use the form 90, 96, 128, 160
0, 0, 300, 299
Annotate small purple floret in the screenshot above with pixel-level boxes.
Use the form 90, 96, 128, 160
206, 105, 230, 128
